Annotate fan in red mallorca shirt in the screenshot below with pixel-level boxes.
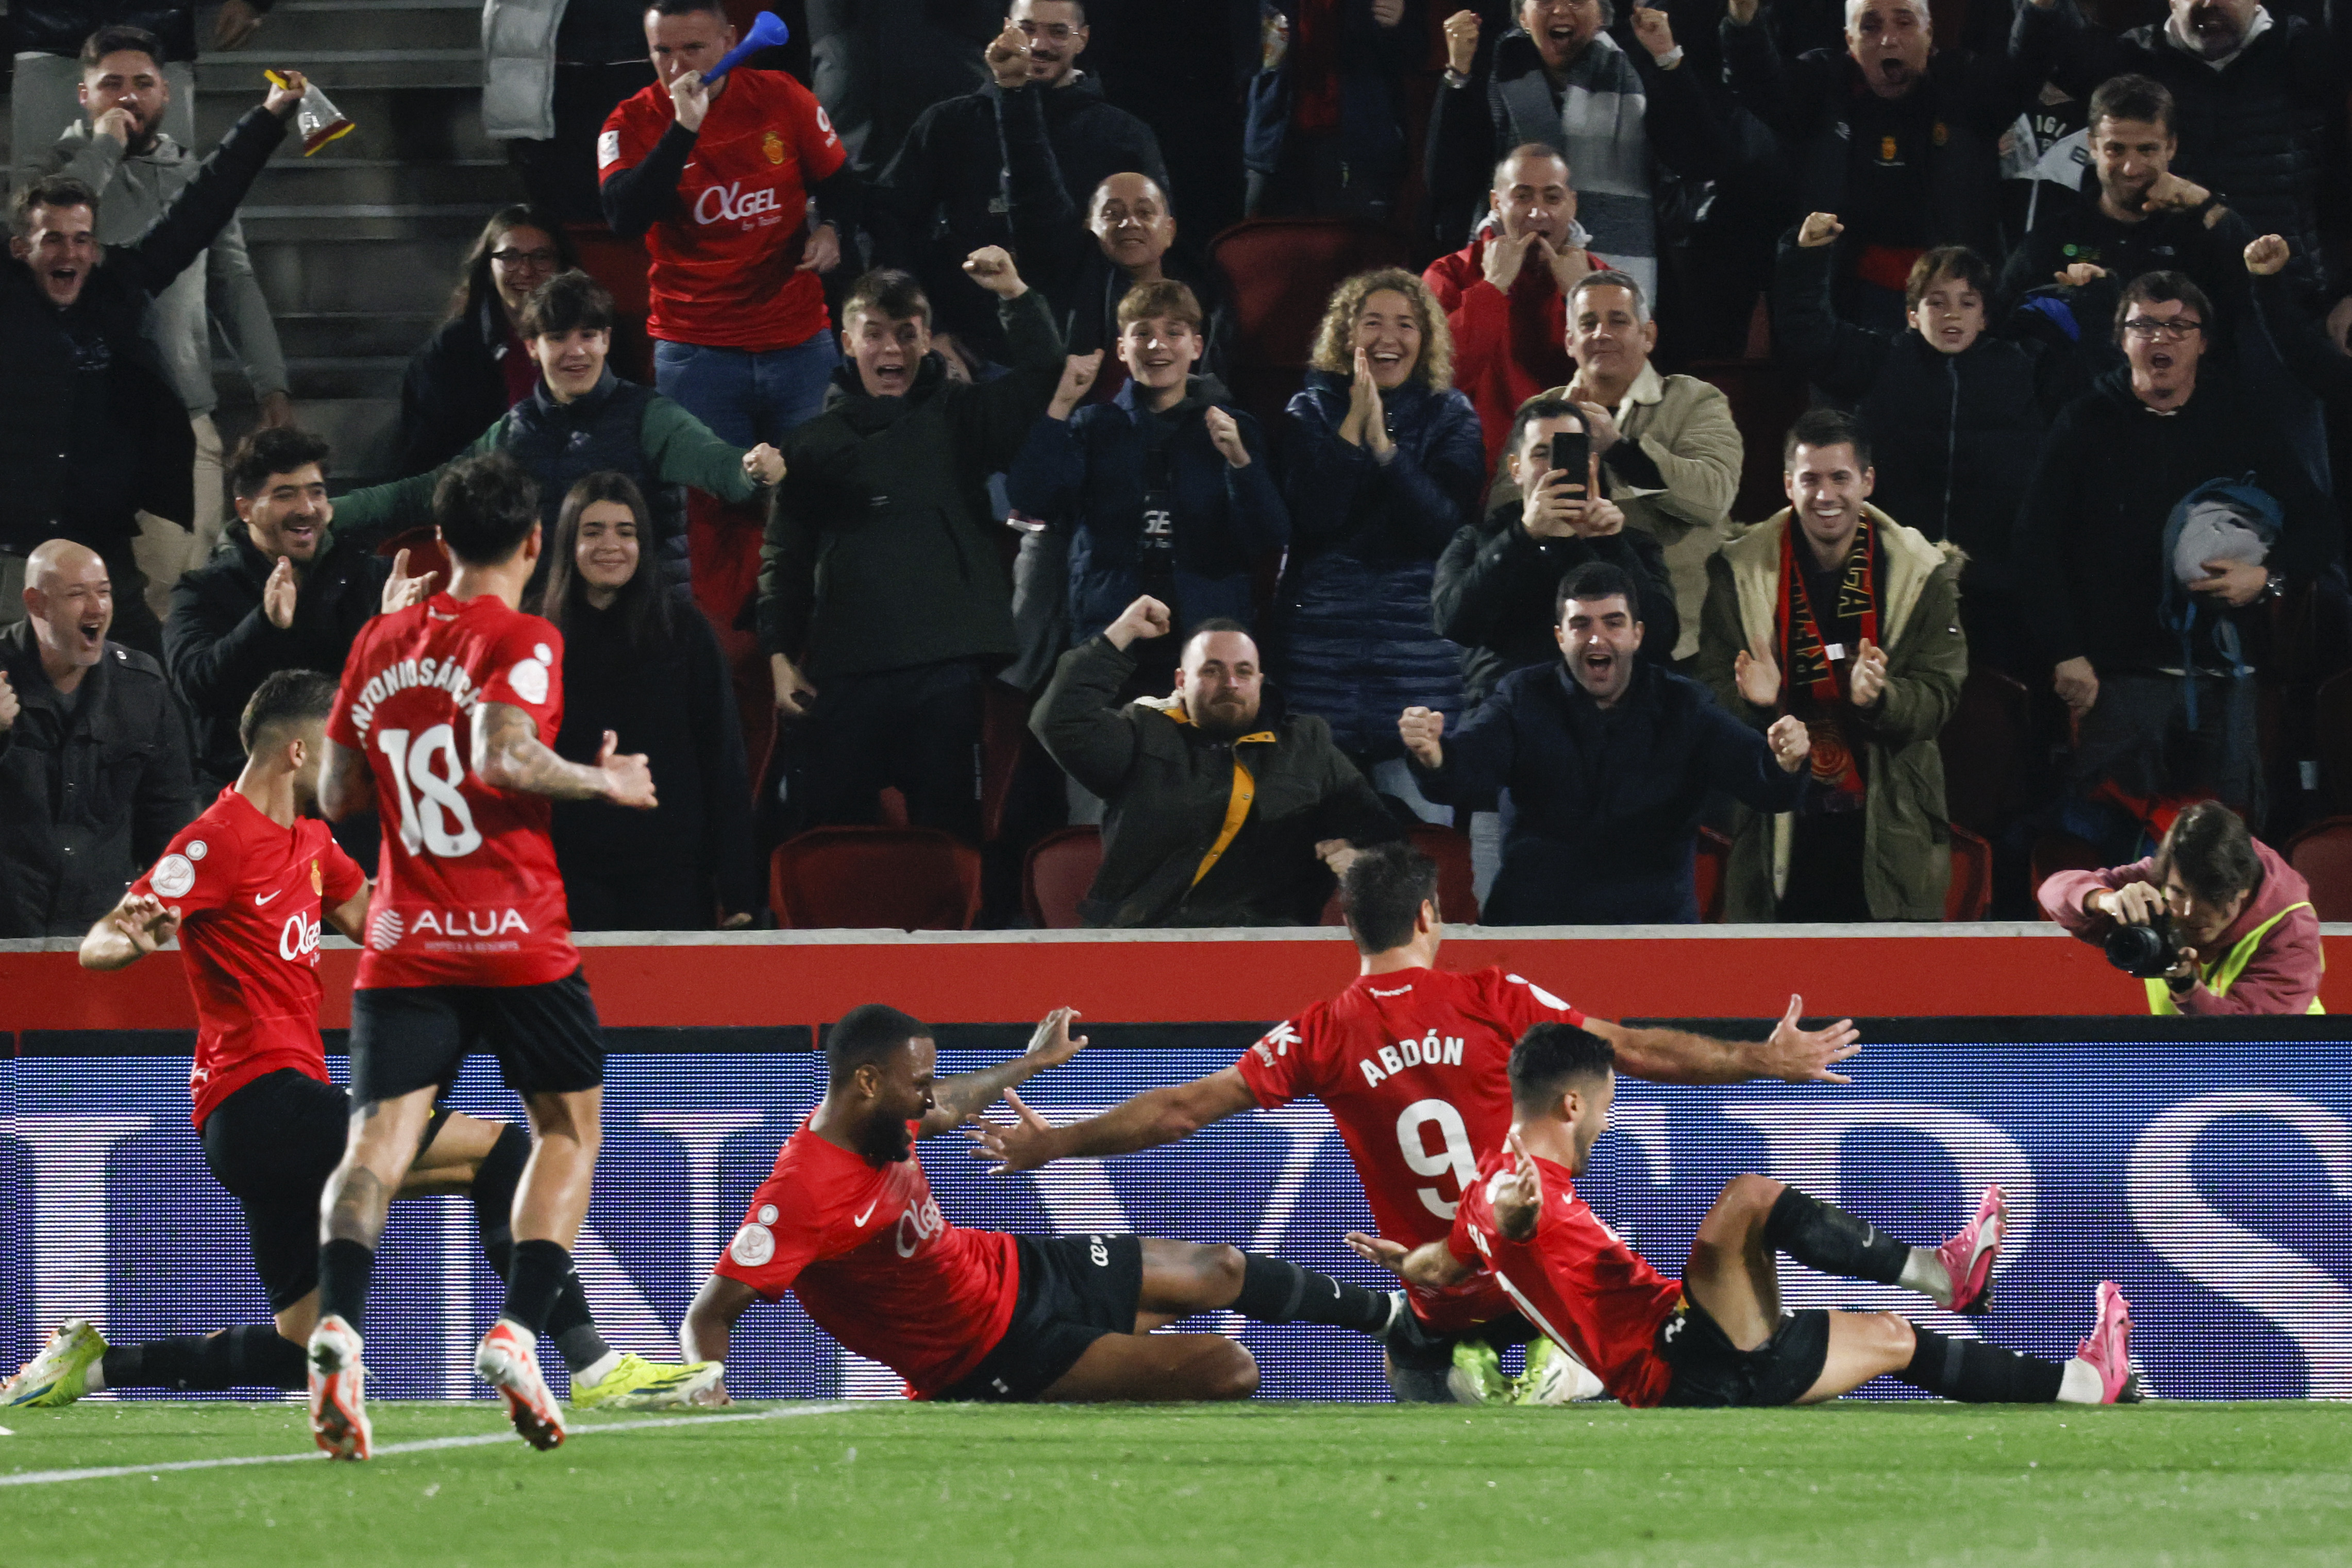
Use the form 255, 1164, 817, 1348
304, 453, 715, 1463
684, 1004, 1434, 1404
970, 840, 1861, 1402
1355, 1022, 2144, 1411
10, 667, 544, 1413
599, 0, 855, 445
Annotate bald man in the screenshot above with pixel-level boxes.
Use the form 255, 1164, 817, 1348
1, 539, 196, 936
1019, 171, 1215, 400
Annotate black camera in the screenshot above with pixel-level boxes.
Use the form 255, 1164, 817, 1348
2104, 916, 2180, 979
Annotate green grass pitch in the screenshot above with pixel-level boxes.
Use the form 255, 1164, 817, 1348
4, 1400, 2347, 1566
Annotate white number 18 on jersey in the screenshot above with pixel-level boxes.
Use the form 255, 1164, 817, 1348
379, 724, 483, 857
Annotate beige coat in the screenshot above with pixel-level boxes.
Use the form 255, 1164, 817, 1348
1694, 505, 1968, 921
1490, 361, 1742, 660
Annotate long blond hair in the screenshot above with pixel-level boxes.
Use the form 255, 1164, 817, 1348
1307, 268, 1454, 392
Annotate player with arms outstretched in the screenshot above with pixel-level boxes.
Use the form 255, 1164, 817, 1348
1353, 1022, 2141, 1408
681, 1004, 1433, 1404
307, 453, 714, 1460
973, 842, 1860, 1401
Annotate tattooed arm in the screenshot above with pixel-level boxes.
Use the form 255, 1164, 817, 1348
471, 701, 658, 807
919, 1006, 1088, 1136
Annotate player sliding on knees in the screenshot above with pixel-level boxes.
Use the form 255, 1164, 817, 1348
305, 453, 717, 1461
681, 1004, 1434, 1404
1353, 1023, 2141, 1409
970, 841, 1862, 1404
9, 671, 557, 1410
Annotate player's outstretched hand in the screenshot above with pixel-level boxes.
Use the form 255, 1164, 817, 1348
113, 892, 182, 955
595, 730, 658, 810
380, 548, 437, 615
1345, 1230, 1410, 1275
966, 1088, 1057, 1174
690, 1378, 732, 1408
1492, 1127, 1543, 1240
1025, 1005, 1088, 1069
1760, 993, 1858, 1084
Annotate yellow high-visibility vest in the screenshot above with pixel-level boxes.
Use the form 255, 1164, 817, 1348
2145, 901, 2326, 1015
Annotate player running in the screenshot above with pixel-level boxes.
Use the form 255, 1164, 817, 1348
681, 1004, 1434, 1403
1353, 1022, 2141, 1408
971, 842, 1860, 1401
306, 453, 714, 1460
7, 671, 698, 1414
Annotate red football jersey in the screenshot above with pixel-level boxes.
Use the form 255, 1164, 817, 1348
715, 1122, 1020, 1398
1450, 1148, 1683, 1408
1234, 966, 1585, 1331
598, 68, 846, 351
325, 592, 577, 989
130, 787, 367, 1126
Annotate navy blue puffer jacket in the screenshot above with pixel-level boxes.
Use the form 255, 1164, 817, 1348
1274, 372, 1483, 761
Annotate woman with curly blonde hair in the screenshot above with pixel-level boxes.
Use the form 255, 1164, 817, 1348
1275, 268, 1484, 807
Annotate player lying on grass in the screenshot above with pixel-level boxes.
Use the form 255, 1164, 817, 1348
971, 842, 1862, 1403
1352, 1022, 2142, 1408
6, 671, 703, 1415
680, 1003, 1435, 1403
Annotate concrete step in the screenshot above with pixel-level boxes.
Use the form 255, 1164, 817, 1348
237, 203, 495, 245
205, 394, 404, 485
250, 0, 484, 53
276, 355, 409, 400
196, 82, 493, 162
247, 235, 475, 314
251, 156, 517, 209
196, 50, 481, 94
239, 309, 443, 361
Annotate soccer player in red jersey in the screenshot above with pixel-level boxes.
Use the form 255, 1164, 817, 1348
972, 841, 1861, 1401
1354, 1022, 2142, 1408
682, 1005, 1438, 1403
599, 0, 854, 443
7, 671, 543, 1410
306, 453, 713, 1460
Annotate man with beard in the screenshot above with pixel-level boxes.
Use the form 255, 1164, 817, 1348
1695, 409, 1967, 922
680, 1003, 1433, 1404
1723, 0, 2038, 329
1424, 145, 1609, 478
1030, 593, 1400, 926
2, 69, 303, 656
1400, 559, 1811, 923
38, 26, 292, 618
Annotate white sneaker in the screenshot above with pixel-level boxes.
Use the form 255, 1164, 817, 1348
308, 1315, 372, 1461
476, 1321, 565, 1450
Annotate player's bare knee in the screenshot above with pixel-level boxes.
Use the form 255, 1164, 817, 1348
1696, 1173, 1784, 1248
1202, 1244, 1246, 1298
1206, 1342, 1258, 1401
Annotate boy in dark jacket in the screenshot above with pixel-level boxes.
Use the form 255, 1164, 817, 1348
1433, 396, 1676, 710
1005, 280, 1288, 684
759, 249, 1066, 841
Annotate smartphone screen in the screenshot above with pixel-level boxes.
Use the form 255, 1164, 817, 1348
1549, 428, 1591, 495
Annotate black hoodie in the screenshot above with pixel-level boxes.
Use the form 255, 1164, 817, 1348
2015, 365, 2337, 671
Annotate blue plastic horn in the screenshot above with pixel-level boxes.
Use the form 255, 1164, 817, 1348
704, 10, 791, 82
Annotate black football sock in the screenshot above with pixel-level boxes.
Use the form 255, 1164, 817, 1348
1896, 1327, 2064, 1403
1232, 1255, 1393, 1336
500, 1239, 574, 1338
468, 1124, 531, 1273
1762, 1186, 1913, 1286
547, 1275, 613, 1377
317, 1238, 376, 1333
99, 1327, 307, 1392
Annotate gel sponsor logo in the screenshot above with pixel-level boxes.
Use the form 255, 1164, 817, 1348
895, 1191, 946, 1258
693, 181, 783, 226
278, 910, 324, 963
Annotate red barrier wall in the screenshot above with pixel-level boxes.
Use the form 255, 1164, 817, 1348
7, 926, 2348, 1033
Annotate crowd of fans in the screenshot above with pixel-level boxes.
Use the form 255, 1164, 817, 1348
7, 0, 2352, 938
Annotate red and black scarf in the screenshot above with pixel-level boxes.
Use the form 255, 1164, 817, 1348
1775, 516, 1878, 799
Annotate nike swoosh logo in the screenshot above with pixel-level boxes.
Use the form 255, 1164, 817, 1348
255, 889, 284, 906
853, 1200, 879, 1226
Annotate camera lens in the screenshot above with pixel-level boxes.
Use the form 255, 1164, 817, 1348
2104, 921, 2175, 979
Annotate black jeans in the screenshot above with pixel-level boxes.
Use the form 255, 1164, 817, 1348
782, 656, 985, 842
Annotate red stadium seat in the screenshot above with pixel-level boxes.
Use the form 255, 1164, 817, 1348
1945, 825, 1993, 921
2316, 670, 2352, 817
1687, 360, 1810, 525
2286, 816, 2352, 921
769, 827, 982, 930
1023, 825, 1103, 929
372, 524, 450, 587
1207, 218, 1413, 432
1695, 825, 1732, 922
